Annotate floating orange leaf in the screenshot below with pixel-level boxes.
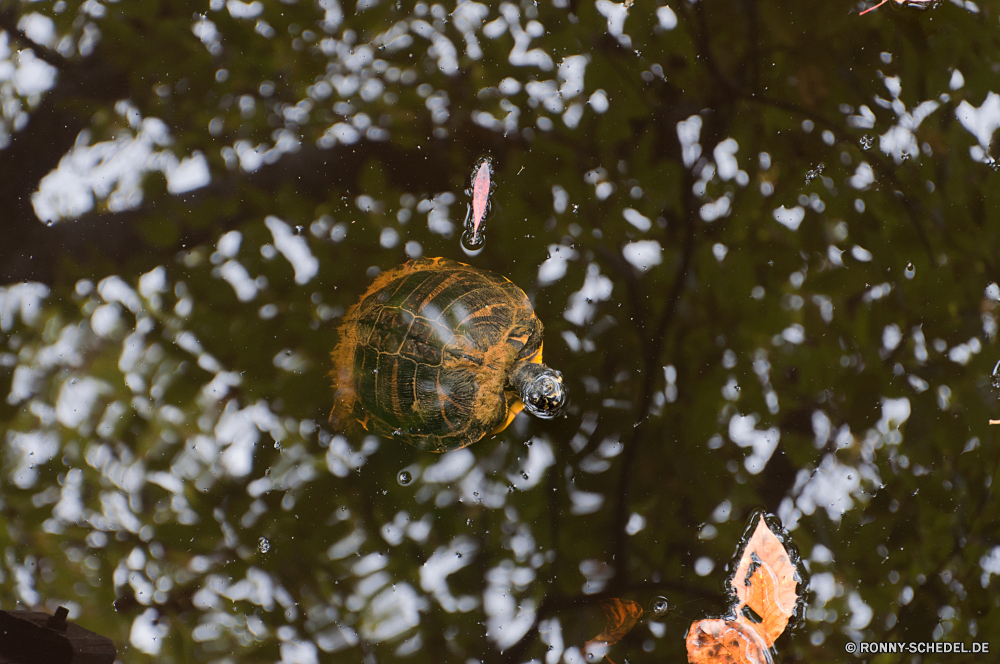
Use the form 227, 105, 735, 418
731, 516, 799, 644
686, 618, 771, 664
686, 515, 801, 664
586, 598, 644, 648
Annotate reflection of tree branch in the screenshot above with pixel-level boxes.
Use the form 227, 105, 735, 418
0, 6, 68, 71
595, 245, 650, 348
744, 0, 761, 96
680, 0, 740, 98
682, 0, 941, 266
750, 92, 937, 264
506, 164, 699, 662
492, 451, 568, 663
608, 166, 698, 585
0, 40, 130, 285
546, 457, 563, 575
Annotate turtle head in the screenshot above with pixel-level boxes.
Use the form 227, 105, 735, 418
511, 362, 566, 419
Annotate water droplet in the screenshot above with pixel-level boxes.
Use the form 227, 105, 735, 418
456, 552, 462, 558
904, 262, 915, 279
521, 472, 529, 480
258, 537, 270, 553
991, 360, 1000, 390
651, 596, 669, 615
397, 470, 413, 486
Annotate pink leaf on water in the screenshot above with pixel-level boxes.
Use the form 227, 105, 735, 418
471, 159, 491, 236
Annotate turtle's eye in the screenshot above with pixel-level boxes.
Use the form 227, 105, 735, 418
523, 370, 566, 419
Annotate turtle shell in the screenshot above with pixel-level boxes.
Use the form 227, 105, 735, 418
331, 257, 543, 452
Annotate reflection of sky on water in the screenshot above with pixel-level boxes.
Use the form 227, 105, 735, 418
0, 217, 959, 654
7, 3, 1000, 229
4, 1, 1000, 661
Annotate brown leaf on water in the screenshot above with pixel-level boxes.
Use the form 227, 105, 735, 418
686, 618, 772, 664
585, 598, 644, 647
686, 514, 801, 664
730, 516, 799, 644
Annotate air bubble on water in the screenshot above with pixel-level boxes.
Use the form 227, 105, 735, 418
651, 596, 669, 615
904, 262, 915, 279
258, 537, 270, 553
860, 135, 875, 150
521, 472, 529, 480
460, 229, 486, 256
397, 470, 413, 486
992, 360, 1000, 390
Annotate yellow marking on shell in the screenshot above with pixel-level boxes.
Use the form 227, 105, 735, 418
419, 271, 464, 311
488, 343, 544, 437
390, 359, 401, 420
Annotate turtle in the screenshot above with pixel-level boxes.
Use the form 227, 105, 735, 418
331, 257, 566, 452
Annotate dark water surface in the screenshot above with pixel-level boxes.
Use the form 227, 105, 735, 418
1, 1, 1000, 662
